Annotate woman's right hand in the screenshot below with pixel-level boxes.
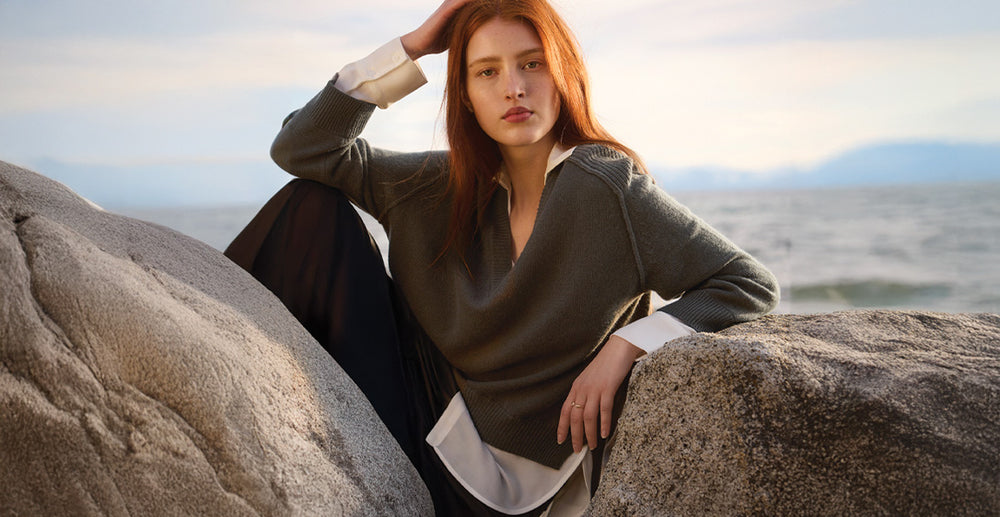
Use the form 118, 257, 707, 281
400, 0, 476, 60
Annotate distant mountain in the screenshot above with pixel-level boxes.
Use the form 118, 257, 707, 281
20, 158, 289, 208
657, 140, 1000, 191
11, 140, 1000, 207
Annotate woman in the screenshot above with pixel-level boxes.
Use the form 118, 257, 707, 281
227, 0, 779, 515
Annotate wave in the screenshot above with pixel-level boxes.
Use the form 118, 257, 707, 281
788, 280, 953, 307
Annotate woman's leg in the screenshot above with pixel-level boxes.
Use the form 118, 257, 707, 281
226, 180, 547, 516
224, 179, 420, 461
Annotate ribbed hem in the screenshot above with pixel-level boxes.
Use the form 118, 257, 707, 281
460, 359, 630, 470
460, 381, 576, 470
659, 290, 739, 333
471, 405, 573, 470
310, 78, 377, 140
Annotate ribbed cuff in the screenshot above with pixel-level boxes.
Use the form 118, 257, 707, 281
658, 291, 738, 333
310, 79, 377, 140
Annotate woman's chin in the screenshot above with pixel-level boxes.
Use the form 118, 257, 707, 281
492, 131, 556, 153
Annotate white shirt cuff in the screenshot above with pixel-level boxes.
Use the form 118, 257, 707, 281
612, 311, 697, 356
334, 37, 428, 109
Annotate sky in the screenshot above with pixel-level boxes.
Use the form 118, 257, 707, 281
1, 0, 998, 199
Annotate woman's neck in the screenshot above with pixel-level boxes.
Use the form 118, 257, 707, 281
500, 136, 556, 210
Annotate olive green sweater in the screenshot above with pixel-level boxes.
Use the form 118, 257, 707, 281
271, 80, 780, 468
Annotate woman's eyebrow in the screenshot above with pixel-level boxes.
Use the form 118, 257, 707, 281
467, 48, 544, 69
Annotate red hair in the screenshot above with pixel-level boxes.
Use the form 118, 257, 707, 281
441, 0, 647, 259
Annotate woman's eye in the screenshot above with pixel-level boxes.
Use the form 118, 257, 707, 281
479, 69, 495, 78
524, 61, 543, 70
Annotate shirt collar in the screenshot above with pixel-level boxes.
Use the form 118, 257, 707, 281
495, 144, 576, 192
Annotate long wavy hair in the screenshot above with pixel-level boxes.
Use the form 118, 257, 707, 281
441, 0, 647, 260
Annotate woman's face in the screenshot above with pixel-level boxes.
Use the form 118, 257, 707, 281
465, 18, 561, 156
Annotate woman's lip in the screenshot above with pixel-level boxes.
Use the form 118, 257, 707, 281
503, 107, 532, 122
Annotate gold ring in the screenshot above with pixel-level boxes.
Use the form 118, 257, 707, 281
571, 402, 584, 409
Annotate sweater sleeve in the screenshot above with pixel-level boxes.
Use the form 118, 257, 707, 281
269, 79, 445, 221
625, 174, 780, 332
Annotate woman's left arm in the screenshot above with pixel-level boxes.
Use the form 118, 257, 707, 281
557, 173, 779, 453
627, 174, 780, 332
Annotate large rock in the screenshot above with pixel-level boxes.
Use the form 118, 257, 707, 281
591, 310, 1000, 516
0, 161, 432, 515
7, 159, 999, 517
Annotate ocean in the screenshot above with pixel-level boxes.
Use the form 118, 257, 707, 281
116, 181, 1000, 315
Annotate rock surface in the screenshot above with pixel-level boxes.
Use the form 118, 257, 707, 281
5, 160, 999, 517
591, 310, 1000, 516
0, 161, 433, 516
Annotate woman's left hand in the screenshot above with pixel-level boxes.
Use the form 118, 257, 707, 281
557, 335, 645, 453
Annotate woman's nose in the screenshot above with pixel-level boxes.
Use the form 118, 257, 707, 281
504, 71, 526, 99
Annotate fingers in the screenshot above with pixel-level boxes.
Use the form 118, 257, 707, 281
557, 337, 640, 452
404, 0, 476, 59
557, 395, 592, 453
600, 391, 614, 440
558, 394, 601, 453
570, 397, 586, 453
556, 399, 572, 445
583, 399, 600, 450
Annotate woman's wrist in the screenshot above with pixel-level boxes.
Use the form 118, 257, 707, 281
400, 32, 425, 61
605, 335, 645, 362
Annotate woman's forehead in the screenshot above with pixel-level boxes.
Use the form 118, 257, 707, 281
466, 18, 543, 63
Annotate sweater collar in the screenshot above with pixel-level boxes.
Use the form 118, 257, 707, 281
494, 144, 576, 193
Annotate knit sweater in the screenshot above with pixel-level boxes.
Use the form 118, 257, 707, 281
270, 80, 780, 468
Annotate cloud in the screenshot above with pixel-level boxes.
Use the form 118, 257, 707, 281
0, 0, 444, 112
1, 0, 999, 174
557, 0, 849, 47
0, 30, 365, 113
585, 33, 1000, 170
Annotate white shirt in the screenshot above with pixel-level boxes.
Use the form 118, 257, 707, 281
333, 38, 697, 515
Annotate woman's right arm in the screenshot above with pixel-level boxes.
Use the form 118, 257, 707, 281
271, 0, 474, 219
270, 56, 432, 220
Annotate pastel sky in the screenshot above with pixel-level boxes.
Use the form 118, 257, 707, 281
1, 0, 998, 180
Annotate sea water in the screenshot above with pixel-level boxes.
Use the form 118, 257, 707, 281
117, 181, 1000, 315
676, 182, 1000, 314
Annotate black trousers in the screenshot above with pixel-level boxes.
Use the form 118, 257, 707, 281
225, 180, 546, 516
